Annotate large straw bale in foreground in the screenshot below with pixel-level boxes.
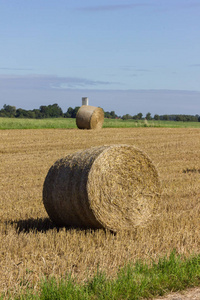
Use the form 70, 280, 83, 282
43, 145, 160, 231
76, 105, 104, 129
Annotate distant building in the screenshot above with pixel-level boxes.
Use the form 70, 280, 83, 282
82, 97, 89, 106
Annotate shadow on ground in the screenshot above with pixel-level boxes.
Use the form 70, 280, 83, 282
7, 217, 64, 233
5, 218, 106, 234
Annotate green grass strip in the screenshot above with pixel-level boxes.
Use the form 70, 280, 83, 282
103, 119, 200, 128
3, 251, 200, 299
0, 117, 200, 129
0, 118, 76, 129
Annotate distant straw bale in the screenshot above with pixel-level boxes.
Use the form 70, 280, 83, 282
76, 105, 104, 129
43, 145, 161, 231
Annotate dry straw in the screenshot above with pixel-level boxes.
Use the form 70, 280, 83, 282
76, 105, 104, 129
43, 145, 161, 231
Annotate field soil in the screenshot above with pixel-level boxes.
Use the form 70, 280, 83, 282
155, 287, 200, 300
0, 128, 200, 297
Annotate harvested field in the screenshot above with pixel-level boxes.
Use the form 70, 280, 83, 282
0, 128, 200, 296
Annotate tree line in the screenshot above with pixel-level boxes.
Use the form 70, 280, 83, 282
122, 112, 200, 122
0, 104, 79, 119
0, 103, 200, 122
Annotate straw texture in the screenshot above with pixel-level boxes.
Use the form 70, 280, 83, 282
76, 105, 104, 129
43, 145, 161, 231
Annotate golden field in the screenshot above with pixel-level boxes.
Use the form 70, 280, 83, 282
0, 128, 200, 296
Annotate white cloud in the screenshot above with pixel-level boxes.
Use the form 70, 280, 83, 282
0, 67, 33, 71
77, 3, 150, 12
0, 74, 113, 90
190, 64, 200, 67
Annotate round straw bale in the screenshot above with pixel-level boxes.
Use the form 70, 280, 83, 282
43, 145, 161, 231
76, 105, 104, 129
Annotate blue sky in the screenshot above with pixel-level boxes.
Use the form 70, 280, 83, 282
0, 0, 200, 116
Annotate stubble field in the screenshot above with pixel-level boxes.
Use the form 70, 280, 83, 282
0, 128, 200, 296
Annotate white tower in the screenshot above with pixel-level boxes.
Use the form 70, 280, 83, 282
82, 97, 89, 106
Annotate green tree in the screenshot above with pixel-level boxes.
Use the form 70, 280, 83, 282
71, 106, 80, 118
163, 115, 169, 121
2, 104, 16, 117
48, 103, 63, 118
64, 107, 74, 118
137, 113, 143, 120
154, 114, 160, 120
16, 108, 26, 118
175, 115, 183, 121
33, 109, 42, 119
39, 105, 48, 117
104, 111, 112, 118
16, 108, 37, 118
133, 113, 143, 120
122, 114, 132, 120
145, 112, 152, 120
104, 111, 118, 118
39, 104, 63, 118
110, 111, 117, 119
